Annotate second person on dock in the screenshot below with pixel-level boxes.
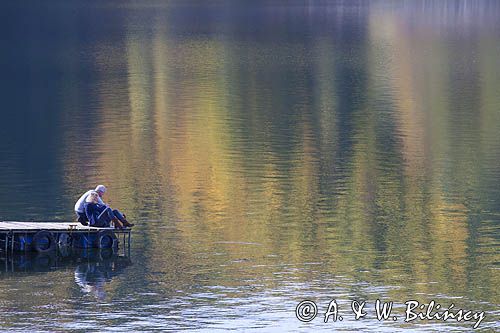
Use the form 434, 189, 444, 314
83, 191, 134, 229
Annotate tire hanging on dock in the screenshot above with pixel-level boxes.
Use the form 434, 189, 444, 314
32, 230, 56, 253
93, 230, 117, 249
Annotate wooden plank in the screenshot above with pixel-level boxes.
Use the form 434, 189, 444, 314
0, 221, 118, 232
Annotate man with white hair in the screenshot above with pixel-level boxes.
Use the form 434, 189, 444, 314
74, 185, 107, 225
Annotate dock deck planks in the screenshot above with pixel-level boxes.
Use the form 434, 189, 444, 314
0, 221, 120, 232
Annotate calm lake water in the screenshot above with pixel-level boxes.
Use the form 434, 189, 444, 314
1, 1, 499, 331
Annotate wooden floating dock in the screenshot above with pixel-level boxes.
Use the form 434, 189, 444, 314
0, 221, 131, 254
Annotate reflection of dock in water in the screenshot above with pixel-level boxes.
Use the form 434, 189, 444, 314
0, 248, 132, 299
0, 248, 131, 274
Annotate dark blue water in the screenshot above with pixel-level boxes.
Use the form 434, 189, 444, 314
0, 1, 499, 331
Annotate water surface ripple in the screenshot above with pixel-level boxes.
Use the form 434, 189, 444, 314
0, 1, 499, 332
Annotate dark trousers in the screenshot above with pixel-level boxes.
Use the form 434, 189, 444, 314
76, 211, 88, 225
96, 208, 126, 227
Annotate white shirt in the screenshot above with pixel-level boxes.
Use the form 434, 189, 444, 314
74, 190, 105, 213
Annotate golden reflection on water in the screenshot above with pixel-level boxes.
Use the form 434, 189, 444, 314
63, 4, 499, 298
10, 1, 494, 329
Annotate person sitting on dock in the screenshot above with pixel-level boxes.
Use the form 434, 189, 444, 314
84, 191, 134, 228
74, 185, 108, 225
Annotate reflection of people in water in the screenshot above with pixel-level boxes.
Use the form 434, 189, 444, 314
74, 251, 131, 299
0, 249, 131, 300
74, 262, 108, 299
